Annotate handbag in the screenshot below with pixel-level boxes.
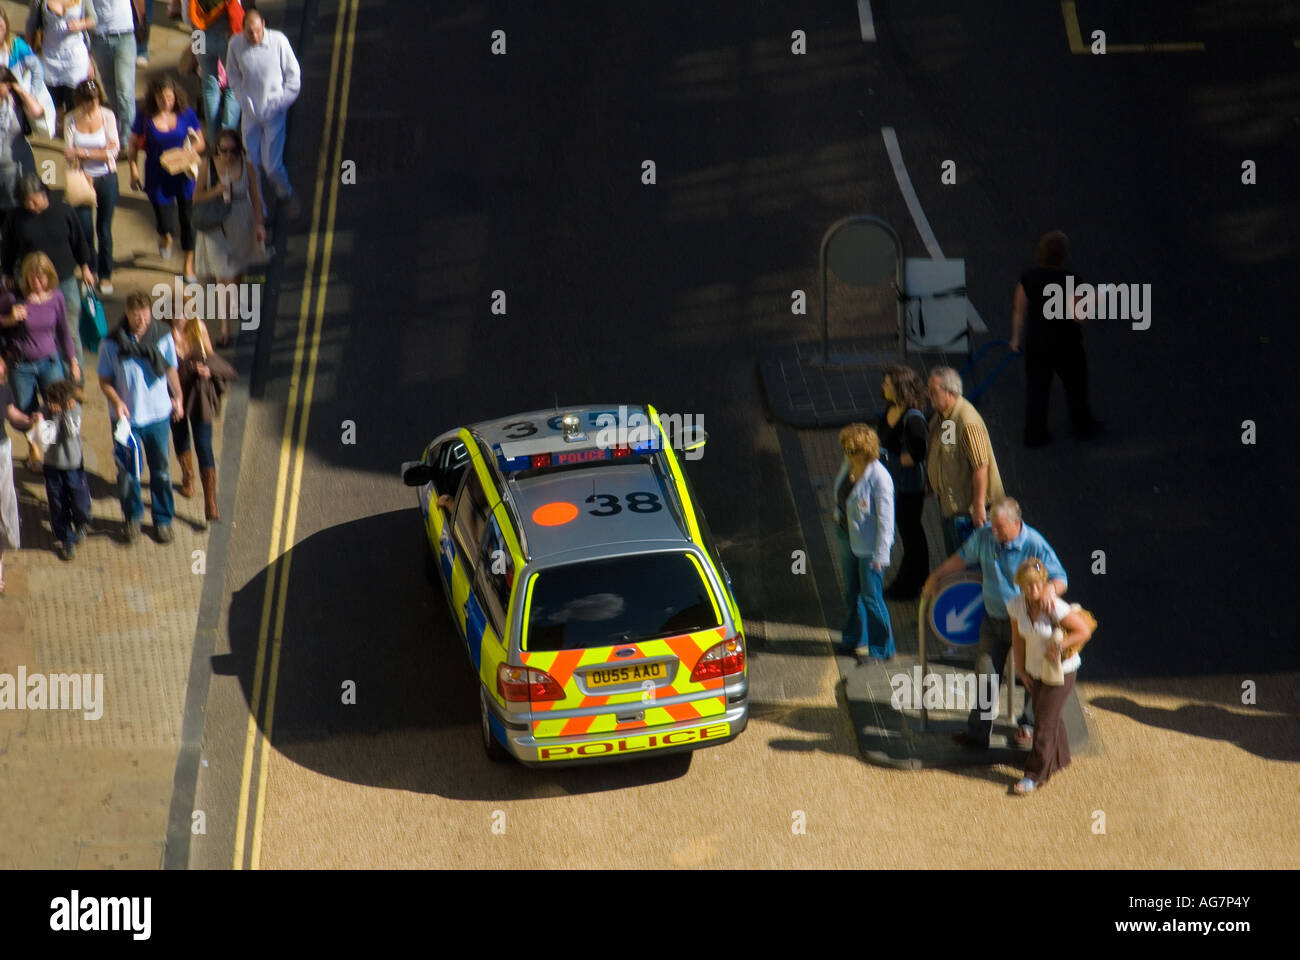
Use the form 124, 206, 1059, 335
66, 167, 96, 207
79, 283, 108, 353
12, 61, 56, 138
192, 156, 231, 231
1041, 603, 1098, 685
1041, 629, 1066, 686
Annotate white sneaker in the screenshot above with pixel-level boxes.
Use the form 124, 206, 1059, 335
159, 240, 173, 260
98, 279, 114, 296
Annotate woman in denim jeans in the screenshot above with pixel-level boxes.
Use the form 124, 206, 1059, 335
831, 423, 896, 659
64, 78, 119, 294
0, 251, 78, 466
0, 354, 44, 592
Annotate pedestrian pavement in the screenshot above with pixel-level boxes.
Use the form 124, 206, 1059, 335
0, 0, 242, 869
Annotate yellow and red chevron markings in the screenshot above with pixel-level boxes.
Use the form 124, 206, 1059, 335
522, 627, 730, 738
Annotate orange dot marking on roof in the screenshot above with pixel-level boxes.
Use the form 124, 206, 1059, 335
532, 501, 579, 526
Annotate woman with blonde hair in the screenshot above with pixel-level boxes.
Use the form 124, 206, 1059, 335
164, 310, 235, 526
1008, 556, 1095, 794
0, 250, 78, 466
831, 422, 896, 658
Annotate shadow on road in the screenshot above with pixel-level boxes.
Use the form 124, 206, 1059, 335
221, 508, 694, 800
1090, 696, 1299, 764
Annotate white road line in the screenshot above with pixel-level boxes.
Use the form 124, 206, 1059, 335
858, 0, 876, 41
880, 126, 989, 333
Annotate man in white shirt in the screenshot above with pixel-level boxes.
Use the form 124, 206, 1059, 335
225, 10, 301, 219
89, 0, 137, 147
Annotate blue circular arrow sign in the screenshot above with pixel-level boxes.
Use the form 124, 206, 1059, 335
930, 577, 985, 646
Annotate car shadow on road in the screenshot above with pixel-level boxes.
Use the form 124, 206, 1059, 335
1089, 696, 1299, 763
222, 507, 694, 800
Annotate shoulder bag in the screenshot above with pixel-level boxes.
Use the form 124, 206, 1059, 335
192, 155, 231, 231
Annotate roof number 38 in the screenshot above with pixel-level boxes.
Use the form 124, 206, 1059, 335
585, 492, 662, 516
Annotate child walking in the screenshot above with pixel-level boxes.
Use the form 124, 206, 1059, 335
40, 378, 92, 560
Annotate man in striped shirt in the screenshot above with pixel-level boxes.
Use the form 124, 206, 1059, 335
925, 366, 1006, 554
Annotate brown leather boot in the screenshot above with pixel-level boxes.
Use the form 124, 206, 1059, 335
200, 467, 219, 524
177, 449, 196, 498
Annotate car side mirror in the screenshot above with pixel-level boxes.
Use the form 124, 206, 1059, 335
401, 461, 432, 486
679, 424, 708, 458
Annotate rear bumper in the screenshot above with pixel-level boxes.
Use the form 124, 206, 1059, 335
504, 699, 748, 767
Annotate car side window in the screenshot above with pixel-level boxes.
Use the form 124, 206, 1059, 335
452, 467, 490, 567
474, 515, 514, 636
677, 457, 725, 569
435, 440, 470, 500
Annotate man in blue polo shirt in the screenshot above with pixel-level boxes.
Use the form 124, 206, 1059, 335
923, 497, 1068, 748
97, 291, 184, 543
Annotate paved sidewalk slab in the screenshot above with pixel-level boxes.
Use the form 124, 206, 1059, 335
760, 336, 974, 427
0, 0, 241, 869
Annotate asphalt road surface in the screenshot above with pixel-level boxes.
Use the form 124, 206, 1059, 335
187, 0, 1300, 868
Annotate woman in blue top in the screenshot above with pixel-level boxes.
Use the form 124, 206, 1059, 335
128, 76, 204, 281
0, 8, 43, 91
831, 423, 896, 659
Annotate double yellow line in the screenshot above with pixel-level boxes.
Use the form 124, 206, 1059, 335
1061, 1, 1205, 54
232, 0, 360, 870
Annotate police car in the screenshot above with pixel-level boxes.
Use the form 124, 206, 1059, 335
401, 405, 748, 765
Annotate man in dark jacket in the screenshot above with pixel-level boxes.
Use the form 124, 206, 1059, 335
2, 174, 95, 382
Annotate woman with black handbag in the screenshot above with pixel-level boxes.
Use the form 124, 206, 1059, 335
193, 127, 264, 346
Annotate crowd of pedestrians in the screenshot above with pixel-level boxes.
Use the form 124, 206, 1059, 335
0, 1, 299, 585
833, 345, 1098, 795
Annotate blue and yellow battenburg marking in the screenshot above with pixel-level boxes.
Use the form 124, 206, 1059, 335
425, 430, 524, 705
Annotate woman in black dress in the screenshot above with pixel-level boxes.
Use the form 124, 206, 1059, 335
877, 364, 930, 600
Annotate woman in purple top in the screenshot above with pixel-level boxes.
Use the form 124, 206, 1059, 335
128, 76, 205, 282
0, 251, 77, 466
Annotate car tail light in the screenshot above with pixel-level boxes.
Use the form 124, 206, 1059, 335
497, 664, 565, 702
690, 635, 745, 682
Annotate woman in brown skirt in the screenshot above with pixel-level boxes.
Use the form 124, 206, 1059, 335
1008, 557, 1095, 794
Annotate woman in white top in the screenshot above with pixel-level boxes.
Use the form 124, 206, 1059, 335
64, 78, 118, 294
39, 0, 94, 121
1009, 557, 1095, 794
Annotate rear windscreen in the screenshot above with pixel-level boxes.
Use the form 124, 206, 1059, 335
526, 553, 720, 651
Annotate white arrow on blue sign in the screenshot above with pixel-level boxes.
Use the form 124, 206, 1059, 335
930, 577, 985, 646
